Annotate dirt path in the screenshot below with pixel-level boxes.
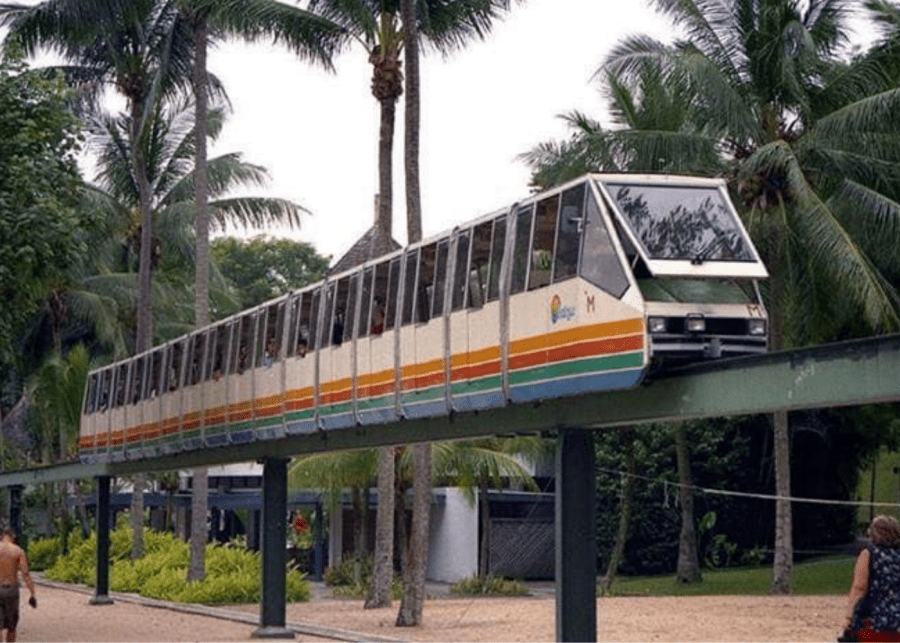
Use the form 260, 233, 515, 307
21, 578, 848, 642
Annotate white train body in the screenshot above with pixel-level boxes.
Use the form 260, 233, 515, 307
79, 174, 768, 462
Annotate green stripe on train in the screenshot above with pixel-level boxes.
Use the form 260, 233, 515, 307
508, 351, 644, 386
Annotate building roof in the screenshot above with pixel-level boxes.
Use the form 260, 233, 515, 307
328, 224, 401, 276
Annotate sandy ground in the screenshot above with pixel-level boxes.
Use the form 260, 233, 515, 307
17, 577, 850, 642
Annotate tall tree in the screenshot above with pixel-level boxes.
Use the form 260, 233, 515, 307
173, 0, 340, 583
598, 0, 900, 594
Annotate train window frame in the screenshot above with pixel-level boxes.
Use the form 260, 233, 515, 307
343, 272, 359, 343
486, 216, 507, 303
385, 257, 401, 331
552, 183, 585, 284
85, 373, 99, 414
358, 267, 374, 338
451, 229, 472, 312
148, 349, 163, 398
130, 356, 144, 405
579, 185, 631, 299
114, 363, 128, 408
511, 205, 533, 295
469, 221, 493, 309
401, 249, 420, 326
416, 243, 437, 324
529, 194, 558, 291
431, 239, 449, 319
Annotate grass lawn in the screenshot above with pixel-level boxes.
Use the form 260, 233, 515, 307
608, 555, 856, 597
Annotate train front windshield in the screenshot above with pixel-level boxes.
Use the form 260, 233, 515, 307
596, 178, 767, 280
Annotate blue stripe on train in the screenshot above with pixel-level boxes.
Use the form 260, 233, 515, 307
508, 367, 645, 403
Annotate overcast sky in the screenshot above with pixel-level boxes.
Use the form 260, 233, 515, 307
208, 0, 673, 261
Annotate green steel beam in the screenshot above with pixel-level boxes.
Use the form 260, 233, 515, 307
4, 333, 900, 486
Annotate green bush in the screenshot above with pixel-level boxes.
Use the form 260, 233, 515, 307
324, 556, 372, 587
46, 523, 311, 605
450, 575, 530, 597
27, 537, 61, 571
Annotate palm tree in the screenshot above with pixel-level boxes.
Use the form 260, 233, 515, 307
1, 0, 195, 559
597, 0, 900, 594
173, 0, 341, 583
304, 0, 517, 613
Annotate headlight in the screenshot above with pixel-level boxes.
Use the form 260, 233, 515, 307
686, 314, 706, 333
648, 316, 667, 333
748, 318, 767, 335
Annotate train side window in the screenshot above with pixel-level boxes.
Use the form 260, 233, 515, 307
580, 190, 630, 298
293, 292, 313, 355
343, 273, 359, 343
431, 240, 449, 319
130, 357, 144, 404
190, 333, 205, 384
232, 314, 253, 374
114, 363, 128, 408
385, 257, 401, 331
554, 184, 585, 283
416, 244, 437, 323
149, 350, 162, 397
358, 267, 374, 338
261, 300, 285, 364
401, 250, 419, 326
369, 262, 389, 335
211, 326, 226, 380
286, 293, 302, 357
529, 195, 558, 291
85, 373, 98, 414
451, 230, 471, 312
469, 222, 492, 308
486, 216, 507, 302
308, 289, 321, 350
99, 369, 112, 411
511, 206, 533, 295
319, 282, 336, 348
328, 277, 349, 346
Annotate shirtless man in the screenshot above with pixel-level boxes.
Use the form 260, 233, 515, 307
0, 527, 35, 642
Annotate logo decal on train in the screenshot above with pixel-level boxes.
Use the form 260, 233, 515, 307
550, 295, 575, 324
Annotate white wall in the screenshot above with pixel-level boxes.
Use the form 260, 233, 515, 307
427, 488, 478, 583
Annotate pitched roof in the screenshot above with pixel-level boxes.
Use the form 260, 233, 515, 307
328, 225, 401, 276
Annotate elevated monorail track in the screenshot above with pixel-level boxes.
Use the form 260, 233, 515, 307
4, 331, 899, 488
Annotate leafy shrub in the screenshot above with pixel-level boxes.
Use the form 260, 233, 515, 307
27, 537, 60, 571
450, 575, 529, 597
324, 556, 371, 587
46, 524, 311, 605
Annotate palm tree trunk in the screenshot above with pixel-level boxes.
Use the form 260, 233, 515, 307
771, 409, 792, 594
600, 427, 635, 594
187, 12, 210, 586
403, 0, 421, 246
396, 442, 430, 626
765, 221, 792, 595
377, 96, 395, 234
130, 93, 152, 562
675, 425, 702, 584
365, 447, 395, 608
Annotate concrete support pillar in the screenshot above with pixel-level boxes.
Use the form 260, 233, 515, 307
555, 429, 596, 642
90, 476, 113, 605
252, 457, 292, 639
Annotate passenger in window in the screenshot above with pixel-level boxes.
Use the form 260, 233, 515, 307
212, 364, 223, 381
371, 298, 385, 335
296, 338, 308, 358
332, 311, 344, 346
263, 338, 278, 367
237, 345, 248, 374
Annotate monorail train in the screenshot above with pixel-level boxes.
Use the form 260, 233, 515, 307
78, 173, 768, 463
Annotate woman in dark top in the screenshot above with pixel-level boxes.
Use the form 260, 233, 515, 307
843, 515, 900, 641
